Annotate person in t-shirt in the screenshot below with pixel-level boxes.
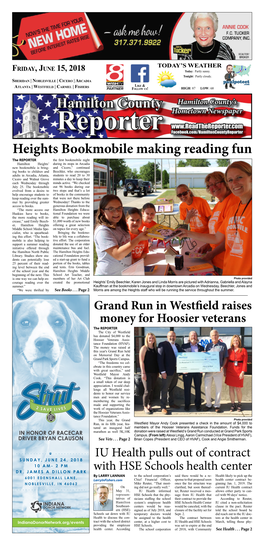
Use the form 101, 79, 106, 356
141, 203, 157, 246
126, 207, 149, 262
141, 203, 157, 229
177, 184, 211, 233
197, 171, 240, 274
176, 162, 252, 276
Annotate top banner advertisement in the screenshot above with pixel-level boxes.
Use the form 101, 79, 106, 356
12, 12, 252, 61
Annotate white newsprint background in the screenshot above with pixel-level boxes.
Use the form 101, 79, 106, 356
1, 0, 263, 543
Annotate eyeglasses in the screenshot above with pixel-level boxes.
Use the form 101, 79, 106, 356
207, 181, 224, 190
177, 190, 189, 198
103, 206, 123, 212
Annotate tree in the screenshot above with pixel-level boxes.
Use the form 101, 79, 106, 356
124, 167, 139, 179
177, 159, 211, 167
216, 159, 230, 167
178, 160, 187, 167
162, 169, 169, 188
94, 159, 127, 182
139, 161, 160, 183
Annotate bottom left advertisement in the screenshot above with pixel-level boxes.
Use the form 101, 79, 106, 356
12, 294, 89, 533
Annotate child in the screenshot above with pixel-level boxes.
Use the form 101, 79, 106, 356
126, 207, 149, 262
141, 203, 157, 229
94, 195, 148, 275
142, 202, 157, 246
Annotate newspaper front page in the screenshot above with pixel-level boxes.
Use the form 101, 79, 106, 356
2, 0, 262, 542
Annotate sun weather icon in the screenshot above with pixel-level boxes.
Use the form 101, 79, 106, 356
157, 71, 176, 88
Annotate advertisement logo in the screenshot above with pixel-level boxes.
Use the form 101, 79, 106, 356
30, 501, 71, 512
31, 501, 42, 513
131, 64, 149, 83
106, 63, 124, 89
16, 382, 86, 422
224, 64, 251, 88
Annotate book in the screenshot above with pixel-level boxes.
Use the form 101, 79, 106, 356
146, 223, 180, 242
122, 259, 145, 275
189, 271, 218, 276
155, 198, 174, 212
187, 263, 214, 272
144, 264, 171, 276
164, 245, 180, 265
185, 251, 205, 259
144, 265, 158, 275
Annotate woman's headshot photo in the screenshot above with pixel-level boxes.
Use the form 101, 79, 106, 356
170, 12, 251, 60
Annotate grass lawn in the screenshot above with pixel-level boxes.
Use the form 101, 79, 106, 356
151, 187, 210, 203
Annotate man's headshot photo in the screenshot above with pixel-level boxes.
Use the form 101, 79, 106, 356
93, 484, 113, 511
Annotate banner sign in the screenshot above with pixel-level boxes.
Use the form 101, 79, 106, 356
13, 93, 252, 139
177, 351, 220, 373
12, 12, 252, 61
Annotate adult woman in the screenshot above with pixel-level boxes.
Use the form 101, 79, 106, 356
198, 172, 240, 274
139, 333, 159, 414
181, 331, 204, 411
177, 184, 211, 233
176, 162, 252, 276
94, 194, 148, 275
177, 12, 235, 60
224, 335, 248, 412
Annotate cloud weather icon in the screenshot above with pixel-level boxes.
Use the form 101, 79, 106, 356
157, 71, 176, 88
